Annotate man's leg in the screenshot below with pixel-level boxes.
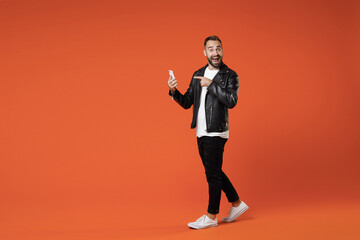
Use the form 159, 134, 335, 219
221, 171, 240, 205
221, 167, 249, 222
197, 136, 227, 216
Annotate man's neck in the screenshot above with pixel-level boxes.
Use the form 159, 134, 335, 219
208, 65, 220, 71
207, 62, 222, 70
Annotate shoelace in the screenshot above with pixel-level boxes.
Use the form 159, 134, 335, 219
196, 215, 207, 223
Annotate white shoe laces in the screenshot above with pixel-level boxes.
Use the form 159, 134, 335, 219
196, 215, 206, 223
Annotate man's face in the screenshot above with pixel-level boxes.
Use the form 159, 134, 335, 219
204, 40, 223, 69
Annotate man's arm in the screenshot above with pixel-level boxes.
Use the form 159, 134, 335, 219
194, 73, 239, 109
168, 74, 195, 109
207, 73, 239, 109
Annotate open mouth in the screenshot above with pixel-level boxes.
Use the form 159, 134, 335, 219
212, 56, 220, 64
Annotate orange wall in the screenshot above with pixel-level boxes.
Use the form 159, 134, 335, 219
0, 0, 359, 211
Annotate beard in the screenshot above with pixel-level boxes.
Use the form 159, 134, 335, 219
207, 55, 222, 68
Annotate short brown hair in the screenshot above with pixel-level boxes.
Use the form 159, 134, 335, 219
204, 35, 222, 47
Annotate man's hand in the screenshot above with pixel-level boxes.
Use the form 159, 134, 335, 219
168, 75, 177, 94
194, 76, 212, 87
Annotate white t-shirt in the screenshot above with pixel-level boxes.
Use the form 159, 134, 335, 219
196, 67, 229, 139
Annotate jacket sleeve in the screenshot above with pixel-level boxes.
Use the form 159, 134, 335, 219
207, 72, 239, 109
169, 75, 196, 109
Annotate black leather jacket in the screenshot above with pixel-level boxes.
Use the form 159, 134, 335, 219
170, 63, 239, 132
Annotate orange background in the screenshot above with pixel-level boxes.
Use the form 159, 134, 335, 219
0, 0, 359, 239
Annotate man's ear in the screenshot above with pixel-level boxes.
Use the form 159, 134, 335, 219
203, 50, 206, 56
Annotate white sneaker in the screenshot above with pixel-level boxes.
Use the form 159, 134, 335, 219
222, 201, 249, 223
188, 215, 218, 229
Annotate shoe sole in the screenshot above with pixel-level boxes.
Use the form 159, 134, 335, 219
222, 205, 249, 223
188, 223, 218, 229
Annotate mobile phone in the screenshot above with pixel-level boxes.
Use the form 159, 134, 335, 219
168, 70, 175, 79
168, 70, 175, 100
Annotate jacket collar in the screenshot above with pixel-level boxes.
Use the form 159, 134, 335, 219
199, 62, 229, 75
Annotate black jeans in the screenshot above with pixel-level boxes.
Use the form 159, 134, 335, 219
197, 136, 239, 214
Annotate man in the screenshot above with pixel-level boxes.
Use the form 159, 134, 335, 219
168, 35, 249, 229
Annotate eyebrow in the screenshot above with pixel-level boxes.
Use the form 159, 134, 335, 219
207, 46, 222, 49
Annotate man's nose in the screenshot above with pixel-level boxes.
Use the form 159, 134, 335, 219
213, 50, 220, 55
